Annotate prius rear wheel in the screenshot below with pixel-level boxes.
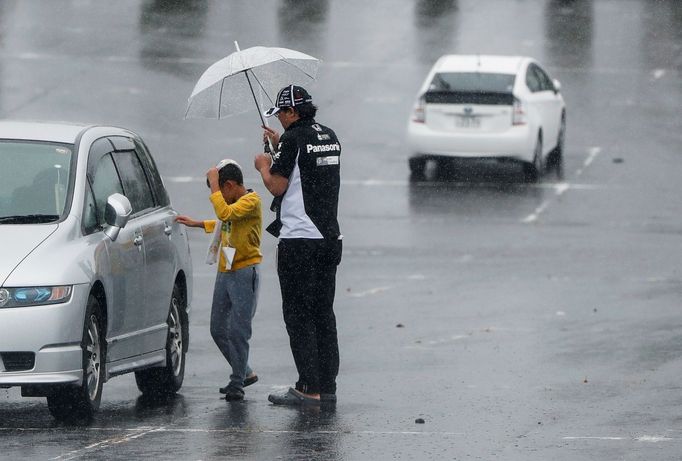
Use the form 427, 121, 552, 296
409, 156, 427, 180
524, 134, 544, 182
548, 115, 565, 179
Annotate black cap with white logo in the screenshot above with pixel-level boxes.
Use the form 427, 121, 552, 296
263, 85, 313, 117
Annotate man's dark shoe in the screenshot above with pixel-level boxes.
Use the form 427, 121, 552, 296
223, 386, 245, 401
268, 387, 320, 406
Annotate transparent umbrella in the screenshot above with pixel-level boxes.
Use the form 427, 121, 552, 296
185, 42, 319, 126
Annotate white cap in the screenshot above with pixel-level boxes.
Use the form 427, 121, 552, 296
216, 158, 242, 171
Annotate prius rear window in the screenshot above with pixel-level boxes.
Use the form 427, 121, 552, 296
425, 72, 516, 105
429, 72, 516, 93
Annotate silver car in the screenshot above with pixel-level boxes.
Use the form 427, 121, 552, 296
0, 121, 192, 420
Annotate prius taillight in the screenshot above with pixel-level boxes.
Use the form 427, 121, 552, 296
412, 96, 426, 123
512, 97, 527, 125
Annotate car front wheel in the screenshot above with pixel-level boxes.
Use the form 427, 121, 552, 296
135, 285, 186, 395
47, 294, 105, 421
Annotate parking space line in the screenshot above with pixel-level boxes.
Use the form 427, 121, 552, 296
49, 426, 165, 460
521, 147, 602, 224
575, 147, 601, 177
563, 435, 675, 443
347, 286, 393, 298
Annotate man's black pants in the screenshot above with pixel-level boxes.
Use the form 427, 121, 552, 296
277, 238, 342, 395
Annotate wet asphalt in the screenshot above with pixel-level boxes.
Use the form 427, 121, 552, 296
1, 0, 682, 459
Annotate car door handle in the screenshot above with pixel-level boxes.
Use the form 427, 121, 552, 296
164, 223, 173, 236
133, 235, 143, 246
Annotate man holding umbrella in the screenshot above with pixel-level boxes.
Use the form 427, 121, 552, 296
254, 85, 342, 406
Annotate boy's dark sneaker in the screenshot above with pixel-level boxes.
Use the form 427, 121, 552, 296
244, 374, 258, 387
223, 386, 245, 401
220, 374, 257, 395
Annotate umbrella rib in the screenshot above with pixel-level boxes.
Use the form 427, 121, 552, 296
242, 69, 267, 127
247, 68, 274, 105
278, 58, 317, 81
218, 77, 225, 119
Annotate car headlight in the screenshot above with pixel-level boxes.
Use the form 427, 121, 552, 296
0, 286, 72, 308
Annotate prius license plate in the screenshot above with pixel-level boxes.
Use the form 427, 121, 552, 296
456, 116, 480, 128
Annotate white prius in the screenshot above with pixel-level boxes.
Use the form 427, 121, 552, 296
407, 55, 566, 180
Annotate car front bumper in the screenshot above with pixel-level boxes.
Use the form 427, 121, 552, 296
0, 284, 89, 387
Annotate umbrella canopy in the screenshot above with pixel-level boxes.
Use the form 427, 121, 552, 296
185, 45, 319, 120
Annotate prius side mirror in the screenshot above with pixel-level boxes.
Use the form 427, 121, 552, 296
104, 193, 132, 241
553, 78, 562, 94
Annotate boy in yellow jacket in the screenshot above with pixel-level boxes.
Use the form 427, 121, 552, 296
177, 159, 262, 401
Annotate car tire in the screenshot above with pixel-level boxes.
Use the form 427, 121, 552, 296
409, 156, 427, 180
135, 285, 186, 396
548, 115, 565, 180
47, 294, 105, 421
524, 134, 543, 182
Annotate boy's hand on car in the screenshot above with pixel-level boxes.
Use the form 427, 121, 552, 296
176, 215, 202, 228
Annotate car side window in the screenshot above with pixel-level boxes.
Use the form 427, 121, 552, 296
535, 66, 554, 92
113, 150, 156, 215
134, 141, 170, 207
526, 65, 541, 93
91, 154, 124, 226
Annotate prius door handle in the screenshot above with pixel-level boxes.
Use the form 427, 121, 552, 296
164, 223, 173, 236
133, 235, 143, 246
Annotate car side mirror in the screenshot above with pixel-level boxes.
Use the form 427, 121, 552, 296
104, 193, 132, 241
553, 79, 562, 94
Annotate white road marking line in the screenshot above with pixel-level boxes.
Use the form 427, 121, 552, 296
347, 286, 392, 298
522, 147, 602, 223
583, 146, 601, 169
427, 335, 469, 345
521, 183, 570, 223
563, 435, 675, 442
169, 176, 196, 183
637, 436, 674, 442
563, 436, 627, 441
50, 427, 165, 460
575, 146, 601, 177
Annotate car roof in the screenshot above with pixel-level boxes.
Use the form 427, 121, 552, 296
434, 55, 528, 75
0, 121, 92, 144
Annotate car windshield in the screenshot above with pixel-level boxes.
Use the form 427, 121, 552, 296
429, 72, 516, 93
0, 140, 74, 224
